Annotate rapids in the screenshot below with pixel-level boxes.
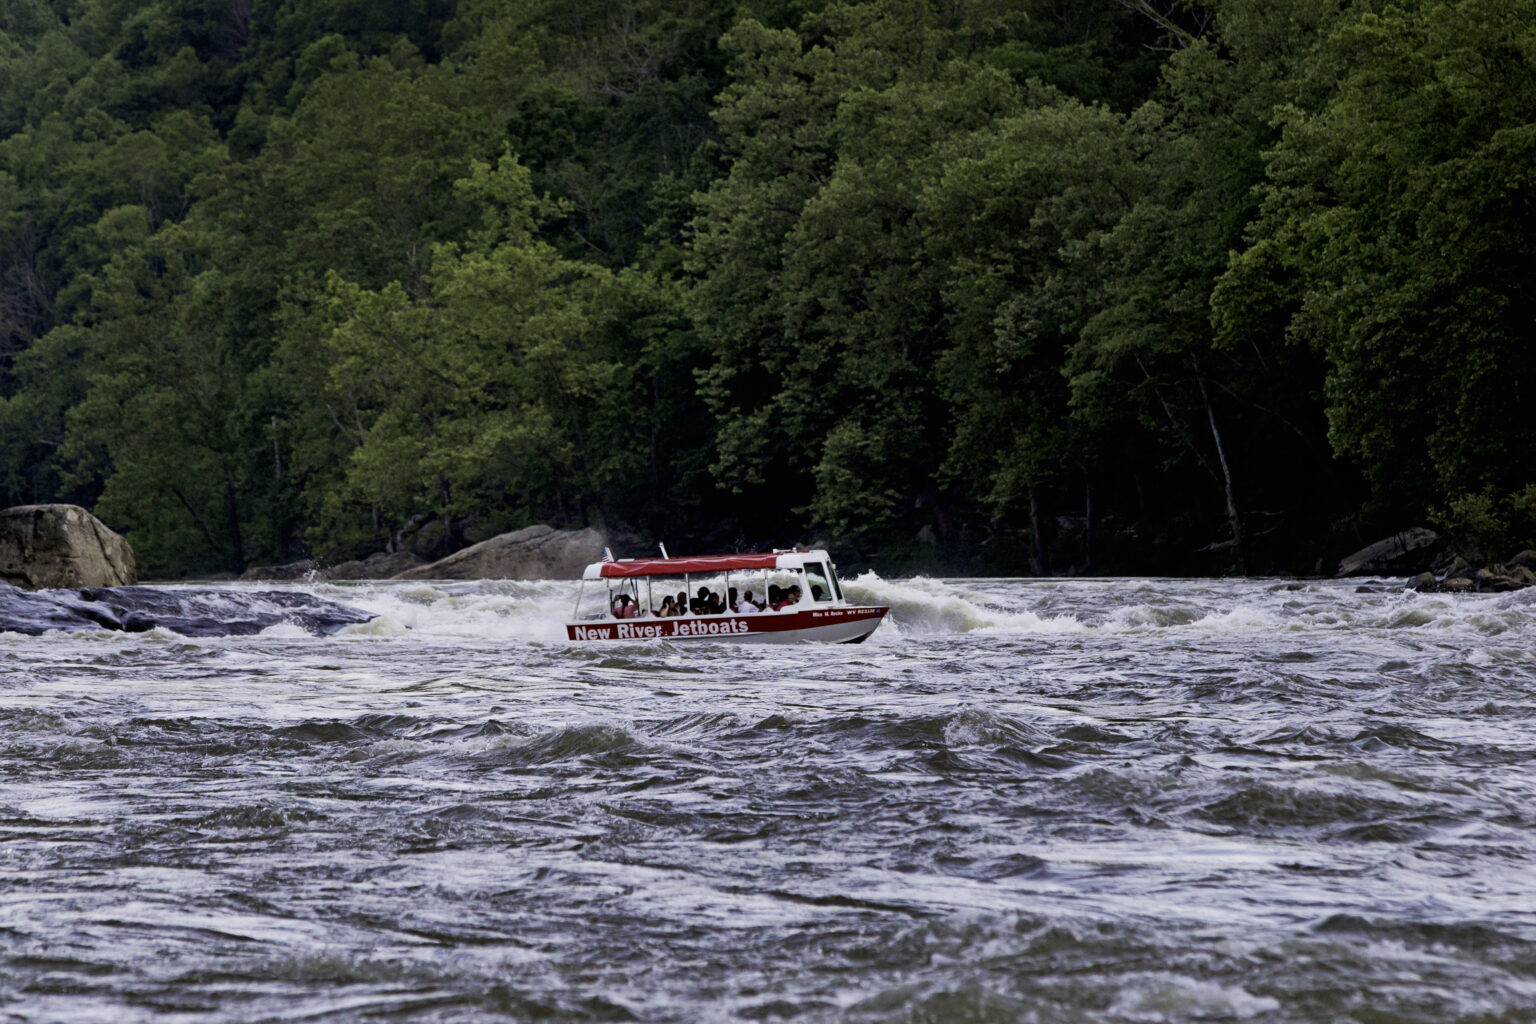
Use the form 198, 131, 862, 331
2, 576, 1535, 1022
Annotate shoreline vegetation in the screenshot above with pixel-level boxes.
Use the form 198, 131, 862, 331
1, 1, 1533, 580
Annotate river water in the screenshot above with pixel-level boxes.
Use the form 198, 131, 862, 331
3, 576, 1535, 1023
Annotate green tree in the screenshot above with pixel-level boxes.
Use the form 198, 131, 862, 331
1214, 0, 1536, 543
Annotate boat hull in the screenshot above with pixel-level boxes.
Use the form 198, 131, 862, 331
566, 606, 887, 644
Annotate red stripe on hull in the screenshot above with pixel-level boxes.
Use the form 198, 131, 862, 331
566, 606, 887, 642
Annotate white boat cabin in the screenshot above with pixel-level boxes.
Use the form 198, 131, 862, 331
571, 549, 850, 622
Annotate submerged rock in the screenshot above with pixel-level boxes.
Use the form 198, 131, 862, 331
0, 581, 373, 637
392, 524, 604, 581
0, 504, 137, 589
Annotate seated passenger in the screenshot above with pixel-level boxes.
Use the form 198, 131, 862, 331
674, 591, 688, 615
612, 595, 638, 619
657, 596, 676, 617
773, 584, 801, 611
736, 591, 761, 614
767, 585, 782, 610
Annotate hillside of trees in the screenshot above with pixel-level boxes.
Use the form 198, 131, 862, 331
1, 0, 1533, 577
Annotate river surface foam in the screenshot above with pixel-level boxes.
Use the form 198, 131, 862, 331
2, 576, 1534, 1022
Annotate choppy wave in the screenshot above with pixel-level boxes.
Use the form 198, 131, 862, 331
5, 573, 1530, 646
5, 576, 1536, 1023
218, 573, 1536, 646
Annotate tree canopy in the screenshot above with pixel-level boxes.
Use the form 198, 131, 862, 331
2, 0, 1532, 576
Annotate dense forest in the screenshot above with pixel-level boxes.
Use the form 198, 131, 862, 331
1, 0, 1533, 577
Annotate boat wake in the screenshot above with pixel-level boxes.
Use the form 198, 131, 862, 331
6, 574, 1529, 644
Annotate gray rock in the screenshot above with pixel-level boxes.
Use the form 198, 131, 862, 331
1407, 571, 1437, 592
1442, 556, 1473, 581
323, 550, 426, 580
240, 559, 316, 581
1512, 565, 1536, 587
1439, 576, 1474, 593
0, 579, 373, 636
1510, 549, 1536, 571
1336, 528, 1441, 576
0, 504, 137, 590
392, 525, 605, 581
1475, 567, 1526, 593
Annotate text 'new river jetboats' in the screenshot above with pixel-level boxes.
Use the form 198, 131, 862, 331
566, 549, 888, 643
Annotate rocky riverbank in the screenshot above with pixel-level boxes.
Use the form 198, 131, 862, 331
1333, 527, 1536, 594
1408, 551, 1536, 594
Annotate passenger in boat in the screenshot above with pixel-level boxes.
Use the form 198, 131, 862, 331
767, 585, 782, 610
727, 588, 739, 611
612, 594, 639, 619
657, 595, 676, 617
675, 591, 688, 615
811, 584, 827, 601
736, 591, 761, 614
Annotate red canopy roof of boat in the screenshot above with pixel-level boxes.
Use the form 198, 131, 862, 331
597, 553, 785, 577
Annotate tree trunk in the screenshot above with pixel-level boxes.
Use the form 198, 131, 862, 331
223, 480, 245, 572
1080, 462, 1095, 573
1028, 488, 1049, 577
1197, 372, 1244, 572
172, 486, 221, 557
270, 415, 282, 482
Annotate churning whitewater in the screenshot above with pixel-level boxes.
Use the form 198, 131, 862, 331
3, 576, 1536, 1023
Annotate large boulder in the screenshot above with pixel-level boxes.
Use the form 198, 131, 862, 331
0, 504, 137, 590
392, 525, 604, 581
1336, 527, 1441, 576
240, 559, 315, 581
323, 550, 425, 580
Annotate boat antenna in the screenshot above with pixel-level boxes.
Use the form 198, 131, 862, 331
659, 542, 670, 559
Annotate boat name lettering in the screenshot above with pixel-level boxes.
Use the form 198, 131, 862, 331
664, 618, 751, 638
573, 625, 613, 640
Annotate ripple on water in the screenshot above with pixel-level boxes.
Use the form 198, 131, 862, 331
3, 576, 1536, 1022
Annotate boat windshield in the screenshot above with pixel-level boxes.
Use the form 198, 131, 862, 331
804, 562, 836, 603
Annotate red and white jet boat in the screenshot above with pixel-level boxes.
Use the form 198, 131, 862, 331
566, 549, 887, 643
